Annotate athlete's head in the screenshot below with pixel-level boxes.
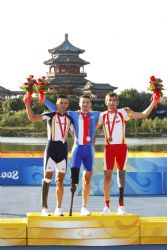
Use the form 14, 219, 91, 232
79, 95, 92, 112
56, 95, 69, 113
105, 92, 119, 111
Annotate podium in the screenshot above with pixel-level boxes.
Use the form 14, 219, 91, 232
26, 212, 140, 246
140, 217, 167, 244
0, 218, 27, 247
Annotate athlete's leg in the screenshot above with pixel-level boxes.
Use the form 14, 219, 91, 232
55, 157, 67, 209
42, 143, 55, 215
81, 145, 94, 216
82, 170, 93, 207
115, 144, 128, 215
104, 170, 112, 204
70, 145, 81, 193
103, 145, 115, 211
117, 169, 126, 205
55, 172, 65, 208
53, 142, 68, 216
42, 173, 53, 209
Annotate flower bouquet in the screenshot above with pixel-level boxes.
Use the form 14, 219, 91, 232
34, 76, 49, 104
148, 75, 164, 108
20, 75, 36, 104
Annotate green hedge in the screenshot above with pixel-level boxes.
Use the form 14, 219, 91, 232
0, 126, 47, 137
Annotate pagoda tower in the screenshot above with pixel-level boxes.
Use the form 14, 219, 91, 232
44, 34, 89, 95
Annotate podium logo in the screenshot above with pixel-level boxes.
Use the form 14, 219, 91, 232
0, 170, 19, 180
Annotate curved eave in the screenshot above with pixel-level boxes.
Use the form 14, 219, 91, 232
48, 40, 85, 54
48, 49, 84, 54
44, 58, 89, 66
49, 76, 87, 85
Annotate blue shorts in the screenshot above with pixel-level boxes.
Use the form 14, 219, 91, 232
71, 144, 94, 172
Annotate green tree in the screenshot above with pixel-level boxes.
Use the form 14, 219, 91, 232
119, 88, 151, 111
2, 97, 24, 113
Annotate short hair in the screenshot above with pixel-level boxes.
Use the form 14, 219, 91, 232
105, 92, 118, 101
57, 95, 68, 100
79, 95, 91, 101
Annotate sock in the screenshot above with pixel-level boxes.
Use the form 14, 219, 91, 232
119, 201, 124, 206
105, 200, 110, 208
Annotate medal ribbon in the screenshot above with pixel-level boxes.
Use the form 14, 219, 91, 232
56, 112, 67, 139
81, 112, 90, 144
107, 110, 117, 144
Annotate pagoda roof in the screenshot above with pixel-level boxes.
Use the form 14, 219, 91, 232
49, 76, 87, 86
48, 34, 85, 54
44, 55, 89, 66
0, 85, 25, 95
84, 82, 117, 91
0, 85, 12, 93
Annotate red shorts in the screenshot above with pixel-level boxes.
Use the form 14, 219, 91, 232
104, 144, 128, 170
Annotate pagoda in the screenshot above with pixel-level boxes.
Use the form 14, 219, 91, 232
44, 34, 117, 98
44, 33, 90, 95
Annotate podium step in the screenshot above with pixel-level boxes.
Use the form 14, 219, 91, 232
0, 218, 27, 246
140, 217, 167, 245
27, 212, 140, 246
28, 238, 139, 246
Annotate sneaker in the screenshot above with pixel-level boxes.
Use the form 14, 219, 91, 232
117, 206, 127, 215
41, 208, 51, 216
55, 208, 64, 216
101, 206, 111, 216
80, 206, 91, 216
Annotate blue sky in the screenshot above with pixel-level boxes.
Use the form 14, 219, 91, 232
0, 0, 166, 95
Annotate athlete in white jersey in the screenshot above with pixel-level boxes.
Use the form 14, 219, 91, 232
97, 92, 159, 215
24, 94, 73, 216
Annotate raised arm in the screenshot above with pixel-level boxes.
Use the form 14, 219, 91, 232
44, 98, 57, 112
125, 99, 157, 119
24, 94, 43, 122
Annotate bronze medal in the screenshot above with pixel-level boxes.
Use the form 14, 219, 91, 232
107, 111, 117, 143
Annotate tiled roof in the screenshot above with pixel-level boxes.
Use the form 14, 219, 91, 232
49, 76, 87, 86
84, 82, 117, 90
48, 34, 84, 54
44, 55, 89, 66
0, 86, 11, 93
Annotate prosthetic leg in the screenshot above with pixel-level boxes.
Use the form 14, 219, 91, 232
117, 170, 127, 215
69, 168, 80, 216
41, 178, 52, 216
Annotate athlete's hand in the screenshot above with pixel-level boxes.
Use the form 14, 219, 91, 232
23, 94, 32, 105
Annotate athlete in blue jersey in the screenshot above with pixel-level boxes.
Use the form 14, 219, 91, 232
44, 95, 100, 216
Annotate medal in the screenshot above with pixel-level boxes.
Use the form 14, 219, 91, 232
56, 112, 67, 140
81, 112, 91, 144
86, 136, 91, 142
107, 111, 117, 143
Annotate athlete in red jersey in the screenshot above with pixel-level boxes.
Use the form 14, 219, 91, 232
97, 92, 159, 215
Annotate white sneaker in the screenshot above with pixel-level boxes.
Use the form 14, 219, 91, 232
117, 206, 127, 215
80, 207, 91, 216
41, 208, 51, 216
101, 206, 111, 216
55, 208, 64, 216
